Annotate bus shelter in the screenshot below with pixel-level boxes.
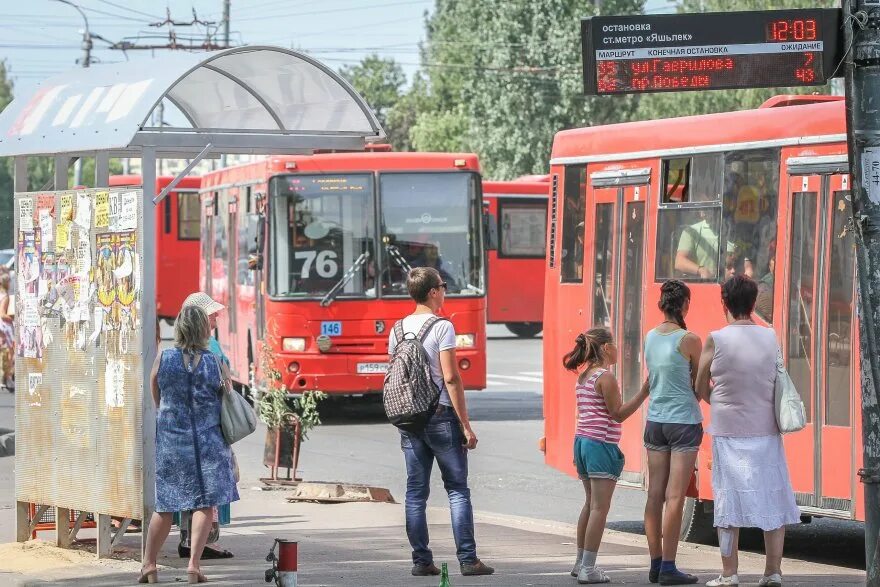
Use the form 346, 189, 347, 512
0, 45, 383, 557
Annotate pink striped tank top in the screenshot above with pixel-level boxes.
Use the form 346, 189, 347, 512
575, 369, 621, 443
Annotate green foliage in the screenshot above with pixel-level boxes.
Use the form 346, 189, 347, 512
256, 332, 326, 440
340, 54, 409, 148
406, 0, 644, 179
634, 0, 840, 121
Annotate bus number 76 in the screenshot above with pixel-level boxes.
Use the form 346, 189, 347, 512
295, 250, 339, 278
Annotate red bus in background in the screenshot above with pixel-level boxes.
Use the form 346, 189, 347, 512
483, 178, 549, 337
542, 96, 862, 540
110, 175, 201, 320
199, 152, 488, 396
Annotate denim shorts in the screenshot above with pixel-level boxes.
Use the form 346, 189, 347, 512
643, 421, 703, 453
573, 436, 625, 481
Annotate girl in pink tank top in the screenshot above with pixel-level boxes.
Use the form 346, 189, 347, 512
563, 327, 649, 583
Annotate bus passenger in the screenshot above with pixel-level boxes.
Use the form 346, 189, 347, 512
566, 327, 648, 584
695, 275, 800, 587
642, 280, 703, 585
674, 211, 721, 280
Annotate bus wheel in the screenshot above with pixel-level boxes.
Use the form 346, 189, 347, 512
505, 322, 543, 338
680, 498, 715, 544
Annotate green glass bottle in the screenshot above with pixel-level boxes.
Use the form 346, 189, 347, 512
439, 562, 451, 587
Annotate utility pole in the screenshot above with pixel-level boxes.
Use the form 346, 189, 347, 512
222, 0, 231, 48
843, 1, 880, 585
52, 0, 91, 187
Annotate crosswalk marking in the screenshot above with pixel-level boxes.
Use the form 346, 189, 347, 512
486, 374, 543, 383
519, 371, 544, 377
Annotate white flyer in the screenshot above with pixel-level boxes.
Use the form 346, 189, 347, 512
105, 359, 125, 408
75, 234, 91, 276
39, 209, 53, 245
119, 191, 138, 231
27, 373, 41, 395
108, 192, 121, 231
74, 193, 92, 230
863, 147, 880, 205
18, 198, 34, 231
21, 300, 39, 327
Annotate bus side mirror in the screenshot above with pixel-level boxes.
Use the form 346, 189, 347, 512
483, 210, 498, 251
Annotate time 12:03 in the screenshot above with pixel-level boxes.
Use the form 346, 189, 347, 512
767, 19, 818, 42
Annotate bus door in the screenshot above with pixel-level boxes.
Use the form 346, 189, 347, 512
226, 189, 240, 373
785, 164, 856, 515
589, 170, 650, 484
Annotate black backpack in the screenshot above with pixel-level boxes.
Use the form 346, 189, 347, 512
383, 316, 447, 433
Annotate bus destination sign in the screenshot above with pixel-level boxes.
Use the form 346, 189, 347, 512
582, 9, 842, 95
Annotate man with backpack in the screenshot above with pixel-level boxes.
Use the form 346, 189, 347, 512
384, 267, 495, 578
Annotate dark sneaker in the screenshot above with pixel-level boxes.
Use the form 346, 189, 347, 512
461, 559, 495, 576
411, 564, 440, 576
658, 570, 699, 585
649, 567, 660, 583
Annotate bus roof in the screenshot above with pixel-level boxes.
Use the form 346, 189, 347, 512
483, 180, 549, 196
550, 97, 846, 164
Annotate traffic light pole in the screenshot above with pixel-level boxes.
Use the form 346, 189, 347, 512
843, 1, 880, 584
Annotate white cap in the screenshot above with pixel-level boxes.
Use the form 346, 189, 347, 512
182, 291, 225, 316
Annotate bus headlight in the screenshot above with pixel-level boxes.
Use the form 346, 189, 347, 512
455, 334, 475, 348
282, 337, 306, 352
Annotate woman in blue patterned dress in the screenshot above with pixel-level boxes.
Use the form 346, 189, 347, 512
139, 306, 239, 585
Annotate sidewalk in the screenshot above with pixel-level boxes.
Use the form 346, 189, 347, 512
0, 490, 864, 586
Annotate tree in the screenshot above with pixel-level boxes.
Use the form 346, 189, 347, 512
0, 62, 14, 249
634, 0, 840, 121
412, 0, 644, 179
340, 54, 407, 148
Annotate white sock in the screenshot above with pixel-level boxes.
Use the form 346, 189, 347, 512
575, 548, 584, 566
581, 550, 598, 569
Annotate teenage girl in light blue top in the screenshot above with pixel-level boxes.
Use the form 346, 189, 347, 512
642, 280, 704, 586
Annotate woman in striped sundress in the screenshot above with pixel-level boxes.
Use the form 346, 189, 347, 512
566, 327, 649, 584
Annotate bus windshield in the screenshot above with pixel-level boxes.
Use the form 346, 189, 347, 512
379, 172, 484, 296
269, 174, 376, 299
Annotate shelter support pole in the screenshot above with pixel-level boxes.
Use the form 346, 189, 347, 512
95, 152, 110, 188
13, 155, 27, 543
55, 508, 71, 548
141, 147, 158, 559
54, 156, 70, 190
96, 513, 112, 558
844, 1, 880, 585
152, 143, 212, 204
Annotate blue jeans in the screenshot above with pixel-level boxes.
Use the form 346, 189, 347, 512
400, 405, 477, 566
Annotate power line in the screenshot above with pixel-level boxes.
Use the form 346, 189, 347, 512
236, 0, 431, 22
93, 0, 163, 20
80, 5, 154, 24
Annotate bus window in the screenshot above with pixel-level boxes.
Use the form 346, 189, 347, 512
719, 149, 780, 323
560, 166, 585, 283
826, 190, 854, 426
787, 191, 817, 423
498, 200, 546, 258
178, 192, 201, 240
592, 203, 614, 328
269, 173, 375, 299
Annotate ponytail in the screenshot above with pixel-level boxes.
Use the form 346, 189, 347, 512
563, 327, 613, 372
659, 279, 691, 330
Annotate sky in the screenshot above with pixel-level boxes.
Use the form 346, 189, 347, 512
0, 0, 677, 96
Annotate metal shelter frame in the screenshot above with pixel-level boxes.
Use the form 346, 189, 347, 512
0, 45, 384, 557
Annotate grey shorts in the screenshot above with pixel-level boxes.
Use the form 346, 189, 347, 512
644, 421, 703, 453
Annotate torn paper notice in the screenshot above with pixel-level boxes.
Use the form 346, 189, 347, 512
119, 191, 137, 231
19, 198, 34, 231
39, 209, 53, 246
105, 359, 125, 408
863, 147, 880, 205
74, 193, 92, 230
94, 191, 109, 228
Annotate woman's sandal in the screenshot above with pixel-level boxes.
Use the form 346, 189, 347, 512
187, 570, 208, 584
137, 568, 158, 584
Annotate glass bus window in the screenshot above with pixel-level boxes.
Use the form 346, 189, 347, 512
621, 201, 646, 401
826, 190, 854, 427
379, 172, 483, 296
560, 166, 586, 283
269, 174, 375, 299
662, 155, 722, 204
201, 200, 213, 294
212, 192, 228, 290
787, 191, 817, 422
655, 207, 722, 282
178, 192, 201, 240
592, 203, 614, 328
498, 200, 546, 258
720, 150, 780, 323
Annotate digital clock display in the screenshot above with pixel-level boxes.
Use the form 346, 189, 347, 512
582, 9, 841, 96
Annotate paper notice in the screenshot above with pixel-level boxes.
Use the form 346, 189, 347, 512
75, 234, 91, 276
19, 198, 34, 231
21, 300, 39, 327
74, 193, 92, 230
28, 373, 41, 395
119, 191, 137, 231
863, 147, 880, 205
59, 193, 74, 223
105, 359, 125, 408
56, 223, 70, 250
95, 191, 110, 228
39, 209, 53, 244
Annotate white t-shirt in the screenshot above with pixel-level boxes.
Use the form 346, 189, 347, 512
387, 313, 456, 406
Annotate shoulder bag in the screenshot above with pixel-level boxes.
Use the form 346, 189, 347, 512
217, 359, 257, 444
774, 348, 807, 434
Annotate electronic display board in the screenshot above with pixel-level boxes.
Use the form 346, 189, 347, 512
582, 9, 842, 95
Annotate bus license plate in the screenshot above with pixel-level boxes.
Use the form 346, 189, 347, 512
321, 321, 342, 337
357, 362, 388, 374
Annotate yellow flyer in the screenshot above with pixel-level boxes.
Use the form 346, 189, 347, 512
95, 191, 110, 228
56, 222, 69, 250
59, 193, 74, 224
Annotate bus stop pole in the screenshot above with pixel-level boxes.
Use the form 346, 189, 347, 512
843, 1, 880, 584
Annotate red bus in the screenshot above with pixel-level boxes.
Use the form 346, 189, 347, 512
483, 178, 549, 337
199, 152, 488, 395
542, 95, 862, 539
109, 175, 201, 320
